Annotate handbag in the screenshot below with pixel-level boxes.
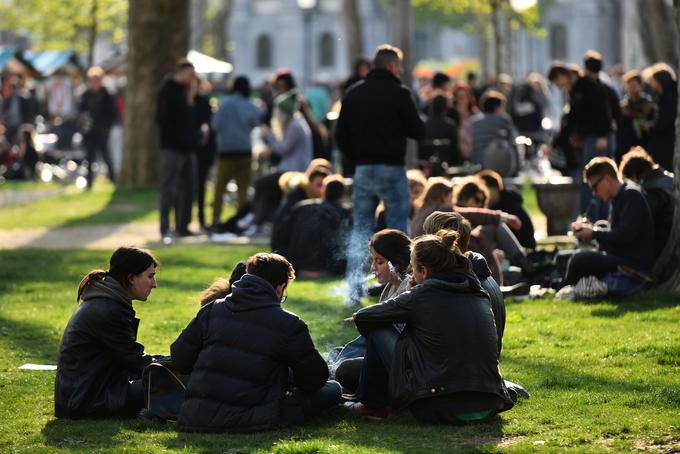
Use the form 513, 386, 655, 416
141, 361, 188, 422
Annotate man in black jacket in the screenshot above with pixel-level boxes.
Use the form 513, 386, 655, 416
156, 59, 198, 240
564, 157, 654, 285
335, 44, 424, 306
171, 253, 341, 432
79, 66, 117, 188
271, 175, 351, 276
619, 147, 674, 261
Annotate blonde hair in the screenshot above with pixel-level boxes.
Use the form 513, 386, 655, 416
414, 177, 453, 211
199, 278, 231, 307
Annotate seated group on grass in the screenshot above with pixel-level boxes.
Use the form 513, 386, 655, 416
55, 209, 515, 431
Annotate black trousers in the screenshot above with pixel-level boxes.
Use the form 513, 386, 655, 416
280, 381, 342, 426
159, 150, 196, 235
563, 250, 626, 286
356, 327, 399, 408
84, 130, 114, 187
195, 148, 215, 228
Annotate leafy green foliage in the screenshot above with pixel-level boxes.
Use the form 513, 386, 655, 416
0, 0, 127, 55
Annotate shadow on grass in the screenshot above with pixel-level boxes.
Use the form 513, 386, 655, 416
24, 186, 158, 248
41, 407, 506, 452
0, 313, 60, 364
585, 289, 680, 318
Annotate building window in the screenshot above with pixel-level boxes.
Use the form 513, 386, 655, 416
256, 34, 272, 68
550, 24, 567, 60
319, 32, 335, 67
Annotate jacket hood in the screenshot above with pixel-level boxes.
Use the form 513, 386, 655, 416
366, 68, 402, 84
423, 268, 482, 293
225, 274, 281, 312
467, 252, 492, 279
81, 275, 132, 307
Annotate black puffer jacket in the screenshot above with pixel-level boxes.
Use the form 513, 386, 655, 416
55, 276, 152, 418
171, 274, 328, 432
354, 269, 511, 411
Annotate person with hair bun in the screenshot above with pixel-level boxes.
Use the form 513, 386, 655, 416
55, 246, 159, 418
347, 230, 513, 423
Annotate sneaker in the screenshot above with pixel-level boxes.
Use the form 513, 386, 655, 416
161, 235, 173, 246
344, 401, 390, 420
236, 212, 255, 230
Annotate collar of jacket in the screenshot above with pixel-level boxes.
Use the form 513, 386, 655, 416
423, 269, 482, 293
225, 273, 282, 312
365, 68, 402, 84
81, 275, 133, 307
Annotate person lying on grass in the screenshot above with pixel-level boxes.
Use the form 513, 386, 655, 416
346, 230, 514, 422
55, 246, 159, 419
170, 253, 342, 432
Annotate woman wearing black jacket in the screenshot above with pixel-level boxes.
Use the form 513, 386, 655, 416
649, 66, 678, 171
54, 246, 158, 418
347, 230, 513, 423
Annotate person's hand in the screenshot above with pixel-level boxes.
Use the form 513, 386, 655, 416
595, 136, 608, 151
506, 214, 522, 231
574, 224, 593, 239
258, 147, 272, 159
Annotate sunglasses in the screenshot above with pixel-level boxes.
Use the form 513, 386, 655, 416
589, 176, 605, 193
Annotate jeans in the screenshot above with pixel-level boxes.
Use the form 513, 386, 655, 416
159, 150, 196, 235
563, 250, 625, 286
345, 165, 409, 303
280, 381, 342, 426
356, 327, 400, 407
578, 135, 614, 221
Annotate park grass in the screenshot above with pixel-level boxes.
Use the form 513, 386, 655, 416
1, 246, 679, 453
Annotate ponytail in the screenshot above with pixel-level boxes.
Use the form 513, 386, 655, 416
77, 270, 107, 303
412, 229, 469, 275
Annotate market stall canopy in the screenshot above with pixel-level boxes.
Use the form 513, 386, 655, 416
187, 50, 233, 74
24, 50, 83, 77
0, 47, 37, 75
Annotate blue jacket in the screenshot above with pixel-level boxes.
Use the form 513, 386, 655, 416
212, 94, 263, 154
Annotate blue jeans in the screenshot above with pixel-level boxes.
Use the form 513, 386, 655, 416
578, 135, 614, 221
356, 327, 400, 407
280, 381, 342, 426
345, 165, 409, 303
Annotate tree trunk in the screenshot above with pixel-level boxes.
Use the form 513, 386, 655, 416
657, 0, 680, 292
120, 0, 189, 187
477, 14, 491, 80
343, 0, 364, 71
87, 0, 98, 68
491, 0, 502, 78
639, 0, 679, 67
392, 0, 414, 89
210, 0, 232, 62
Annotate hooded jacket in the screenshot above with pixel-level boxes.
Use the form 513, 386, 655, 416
54, 276, 152, 418
354, 269, 510, 410
171, 274, 328, 432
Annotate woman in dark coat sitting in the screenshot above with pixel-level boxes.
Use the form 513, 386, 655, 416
346, 230, 513, 422
54, 246, 159, 418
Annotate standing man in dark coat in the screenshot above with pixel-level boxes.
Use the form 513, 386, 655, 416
335, 44, 425, 306
156, 59, 198, 241
79, 66, 117, 188
171, 253, 342, 432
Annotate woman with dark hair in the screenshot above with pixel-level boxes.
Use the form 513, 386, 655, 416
55, 246, 159, 418
368, 229, 412, 301
211, 75, 264, 228
346, 230, 513, 422
649, 65, 678, 171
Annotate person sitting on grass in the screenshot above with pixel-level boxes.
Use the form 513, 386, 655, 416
346, 230, 514, 422
55, 246, 159, 418
619, 146, 674, 261
171, 253, 342, 432
565, 156, 655, 285
271, 174, 351, 277
476, 169, 536, 250
198, 261, 247, 307
422, 211, 505, 355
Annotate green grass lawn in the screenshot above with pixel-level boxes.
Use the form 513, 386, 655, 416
1, 246, 679, 453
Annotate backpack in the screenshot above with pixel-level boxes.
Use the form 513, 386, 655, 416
141, 362, 187, 422
482, 132, 518, 177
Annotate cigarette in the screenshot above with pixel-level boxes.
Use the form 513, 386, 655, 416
344, 317, 355, 322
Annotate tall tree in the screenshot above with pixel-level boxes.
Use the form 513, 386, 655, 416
119, 0, 189, 186
657, 0, 680, 292
343, 0, 365, 71
207, 0, 233, 62
638, 0, 679, 68
0, 0, 127, 67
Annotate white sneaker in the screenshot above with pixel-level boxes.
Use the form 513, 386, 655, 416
236, 212, 255, 230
